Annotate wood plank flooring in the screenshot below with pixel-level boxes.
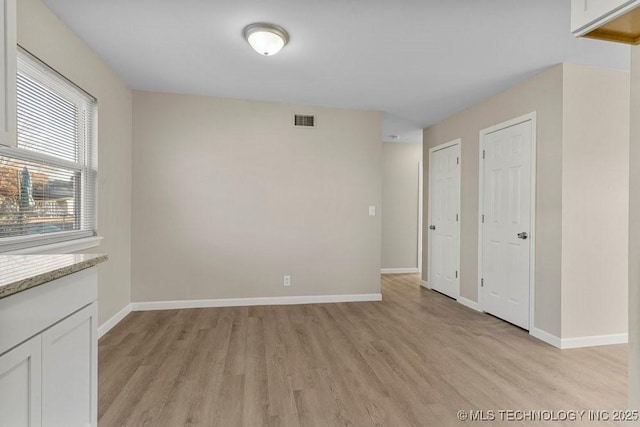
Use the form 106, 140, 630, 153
98, 274, 628, 426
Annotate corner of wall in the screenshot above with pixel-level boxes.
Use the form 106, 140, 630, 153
627, 45, 640, 408
560, 62, 630, 340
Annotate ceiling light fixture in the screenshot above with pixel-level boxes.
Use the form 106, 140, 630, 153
243, 23, 289, 56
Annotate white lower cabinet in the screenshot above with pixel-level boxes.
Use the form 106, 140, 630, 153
0, 336, 42, 427
0, 268, 99, 427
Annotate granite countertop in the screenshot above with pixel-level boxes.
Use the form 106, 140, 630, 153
0, 253, 108, 300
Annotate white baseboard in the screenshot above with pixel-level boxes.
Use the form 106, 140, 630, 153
560, 333, 628, 349
99, 294, 383, 335
131, 293, 383, 311
381, 268, 419, 274
530, 327, 562, 348
530, 327, 628, 349
98, 303, 132, 338
420, 280, 430, 289
458, 297, 482, 312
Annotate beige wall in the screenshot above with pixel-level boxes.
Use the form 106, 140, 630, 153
132, 91, 381, 302
382, 142, 422, 270
629, 45, 640, 408
561, 64, 629, 339
17, 0, 133, 326
423, 65, 564, 336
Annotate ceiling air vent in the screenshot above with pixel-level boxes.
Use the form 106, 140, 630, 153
294, 114, 316, 128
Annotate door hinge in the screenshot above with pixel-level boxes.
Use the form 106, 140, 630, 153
482, 150, 485, 159
456, 156, 459, 165
481, 278, 484, 287
455, 270, 458, 279
482, 214, 485, 223
456, 213, 459, 222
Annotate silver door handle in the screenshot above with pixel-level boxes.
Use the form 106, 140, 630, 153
429, 225, 436, 230
517, 232, 528, 240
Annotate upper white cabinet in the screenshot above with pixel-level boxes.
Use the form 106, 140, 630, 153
571, 0, 640, 44
0, 0, 16, 147
571, 0, 629, 32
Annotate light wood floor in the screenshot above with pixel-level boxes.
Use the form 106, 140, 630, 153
98, 274, 627, 426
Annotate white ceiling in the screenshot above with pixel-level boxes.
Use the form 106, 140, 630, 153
42, 0, 630, 144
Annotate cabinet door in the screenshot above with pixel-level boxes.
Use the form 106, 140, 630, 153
0, 336, 42, 427
0, 0, 15, 147
42, 303, 97, 427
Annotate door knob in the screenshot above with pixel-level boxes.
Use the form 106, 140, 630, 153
429, 225, 436, 230
517, 232, 528, 240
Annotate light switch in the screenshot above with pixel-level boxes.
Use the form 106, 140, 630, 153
369, 205, 376, 216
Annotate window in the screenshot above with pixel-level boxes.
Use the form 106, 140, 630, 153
0, 49, 97, 251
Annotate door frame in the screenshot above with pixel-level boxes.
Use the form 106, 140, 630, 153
427, 138, 461, 298
418, 161, 423, 273
477, 112, 537, 331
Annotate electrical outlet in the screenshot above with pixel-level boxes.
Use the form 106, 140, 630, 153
283, 275, 291, 287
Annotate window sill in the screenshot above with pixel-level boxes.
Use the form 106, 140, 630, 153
2, 236, 104, 255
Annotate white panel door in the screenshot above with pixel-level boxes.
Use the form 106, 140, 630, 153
481, 120, 532, 330
42, 303, 97, 427
429, 142, 460, 299
0, 335, 42, 427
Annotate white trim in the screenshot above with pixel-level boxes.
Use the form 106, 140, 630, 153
97, 303, 132, 339
417, 161, 423, 273
0, 230, 95, 252
131, 293, 383, 311
560, 333, 628, 349
427, 138, 461, 299
524, 328, 627, 349
0, 146, 83, 173
3, 236, 103, 254
458, 297, 482, 312
381, 268, 419, 274
477, 112, 537, 332
529, 113, 537, 333
530, 327, 562, 348
421, 280, 430, 289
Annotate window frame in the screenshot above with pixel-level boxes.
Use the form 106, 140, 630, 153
0, 48, 98, 253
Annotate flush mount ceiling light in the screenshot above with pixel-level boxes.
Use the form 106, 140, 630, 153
243, 23, 289, 56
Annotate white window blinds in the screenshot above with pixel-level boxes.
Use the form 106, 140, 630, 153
0, 49, 97, 250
